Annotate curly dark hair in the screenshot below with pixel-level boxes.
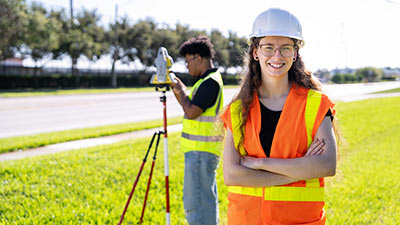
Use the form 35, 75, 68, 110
179, 35, 216, 58
232, 37, 323, 151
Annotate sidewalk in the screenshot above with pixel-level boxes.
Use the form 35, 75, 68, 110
0, 124, 182, 162
1, 91, 399, 162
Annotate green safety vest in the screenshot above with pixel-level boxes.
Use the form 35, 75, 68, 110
181, 70, 224, 155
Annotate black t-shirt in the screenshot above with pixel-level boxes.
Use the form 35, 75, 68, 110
259, 100, 333, 157
191, 68, 220, 111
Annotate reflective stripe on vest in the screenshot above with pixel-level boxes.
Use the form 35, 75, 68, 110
304, 90, 323, 188
230, 100, 247, 156
228, 88, 324, 202
181, 71, 224, 154
228, 186, 263, 197
181, 132, 223, 142
264, 185, 324, 201
305, 90, 322, 147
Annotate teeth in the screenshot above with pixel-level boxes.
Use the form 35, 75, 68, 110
269, 63, 284, 68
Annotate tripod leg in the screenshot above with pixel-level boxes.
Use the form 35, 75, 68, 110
159, 91, 171, 225
118, 132, 157, 225
138, 131, 161, 224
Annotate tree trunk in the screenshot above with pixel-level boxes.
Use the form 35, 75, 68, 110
110, 59, 117, 88
33, 63, 39, 88
72, 57, 79, 87
110, 49, 118, 88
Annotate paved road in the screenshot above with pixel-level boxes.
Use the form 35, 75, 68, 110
0, 81, 399, 138
0, 88, 238, 138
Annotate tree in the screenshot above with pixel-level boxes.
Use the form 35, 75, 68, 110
227, 31, 248, 68
22, 4, 61, 69
355, 67, 383, 82
331, 74, 343, 84
107, 16, 136, 87
174, 23, 205, 57
52, 8, 107, 86
343, 74, 356, 83
151, 25, 180, 62
0, 0, 27, 60
18, 3, 61, 87
210, 29, 229, 69
129, 19, 156, 68
77, 9, 108, 63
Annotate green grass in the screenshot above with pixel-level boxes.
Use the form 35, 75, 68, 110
373, 87, 400, 94
0, 117, 182, 154
325, 97, 400, 224
0, 85, 239, 98
0, 132, 228, 224
1, 97, 399, 224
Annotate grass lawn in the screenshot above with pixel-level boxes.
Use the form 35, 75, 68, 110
373, 87, 400, 94
0, 132, 227, 224
1, 97, 399, 224
325, 97, 400, 224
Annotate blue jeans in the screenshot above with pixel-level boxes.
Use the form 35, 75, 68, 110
184, 151, 219, 225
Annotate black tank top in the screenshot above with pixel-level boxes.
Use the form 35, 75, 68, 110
259, 101, 333, 157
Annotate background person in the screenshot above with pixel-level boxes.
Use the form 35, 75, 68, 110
171, 35, 224, 225
220, 8, 337, 225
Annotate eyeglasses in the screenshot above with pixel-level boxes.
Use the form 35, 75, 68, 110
185, 55, 198, 65
258, 44, 296, 58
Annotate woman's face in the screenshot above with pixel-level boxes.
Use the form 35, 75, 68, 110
253, 36, 297, 80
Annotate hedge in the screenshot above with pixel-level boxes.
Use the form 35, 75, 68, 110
0, 72, 239, 89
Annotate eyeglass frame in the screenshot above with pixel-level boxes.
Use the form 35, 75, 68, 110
256, 44, 297, 58
185, 55, 199, 66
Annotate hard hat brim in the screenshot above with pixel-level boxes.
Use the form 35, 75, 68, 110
249, 33, 305, 48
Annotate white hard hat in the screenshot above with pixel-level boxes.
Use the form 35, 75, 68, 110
250, 8, 304, 47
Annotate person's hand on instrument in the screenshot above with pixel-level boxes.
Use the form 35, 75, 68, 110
171, 77, 186, 95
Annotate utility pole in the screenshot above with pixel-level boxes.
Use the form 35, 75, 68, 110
114, 3, 119, 58
69, 0, 79, 86
69, 0, 74, 28
111, 4, 119, 88
111, 0, 136, 87
340, 22, 348, 69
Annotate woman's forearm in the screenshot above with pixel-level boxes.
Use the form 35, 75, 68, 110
223, 129, 298, 187
242, 118, 337, 180
253, 155, 335, 180
224, 162, 298, 187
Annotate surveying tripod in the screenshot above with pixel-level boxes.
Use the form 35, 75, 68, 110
118, 85, 171, 225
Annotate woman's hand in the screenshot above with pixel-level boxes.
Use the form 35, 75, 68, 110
305, 138, 325, 156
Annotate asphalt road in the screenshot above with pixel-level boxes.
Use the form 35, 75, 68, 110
0, 81, 399, 138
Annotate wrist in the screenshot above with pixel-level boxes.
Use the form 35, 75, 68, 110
258, 158, 268, 170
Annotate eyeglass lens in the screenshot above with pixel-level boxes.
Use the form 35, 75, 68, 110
259, 45, 295, 57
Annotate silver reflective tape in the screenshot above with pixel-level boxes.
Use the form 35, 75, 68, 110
184, 115, 217, 122
182, 132, 223, 142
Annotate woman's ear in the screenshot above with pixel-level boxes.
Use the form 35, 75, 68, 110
253, 48, 259, 61
293, 51, 298, 62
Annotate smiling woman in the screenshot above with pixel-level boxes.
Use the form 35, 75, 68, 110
220, 8, 338, 225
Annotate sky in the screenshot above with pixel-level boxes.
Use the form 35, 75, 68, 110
26, 0, 400, 72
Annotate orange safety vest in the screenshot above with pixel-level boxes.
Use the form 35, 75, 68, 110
221, 84, 335, 225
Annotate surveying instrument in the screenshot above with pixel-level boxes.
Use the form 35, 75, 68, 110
118, 47, 176, 225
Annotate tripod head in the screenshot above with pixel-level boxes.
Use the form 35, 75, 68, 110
150, 47, 177, 92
